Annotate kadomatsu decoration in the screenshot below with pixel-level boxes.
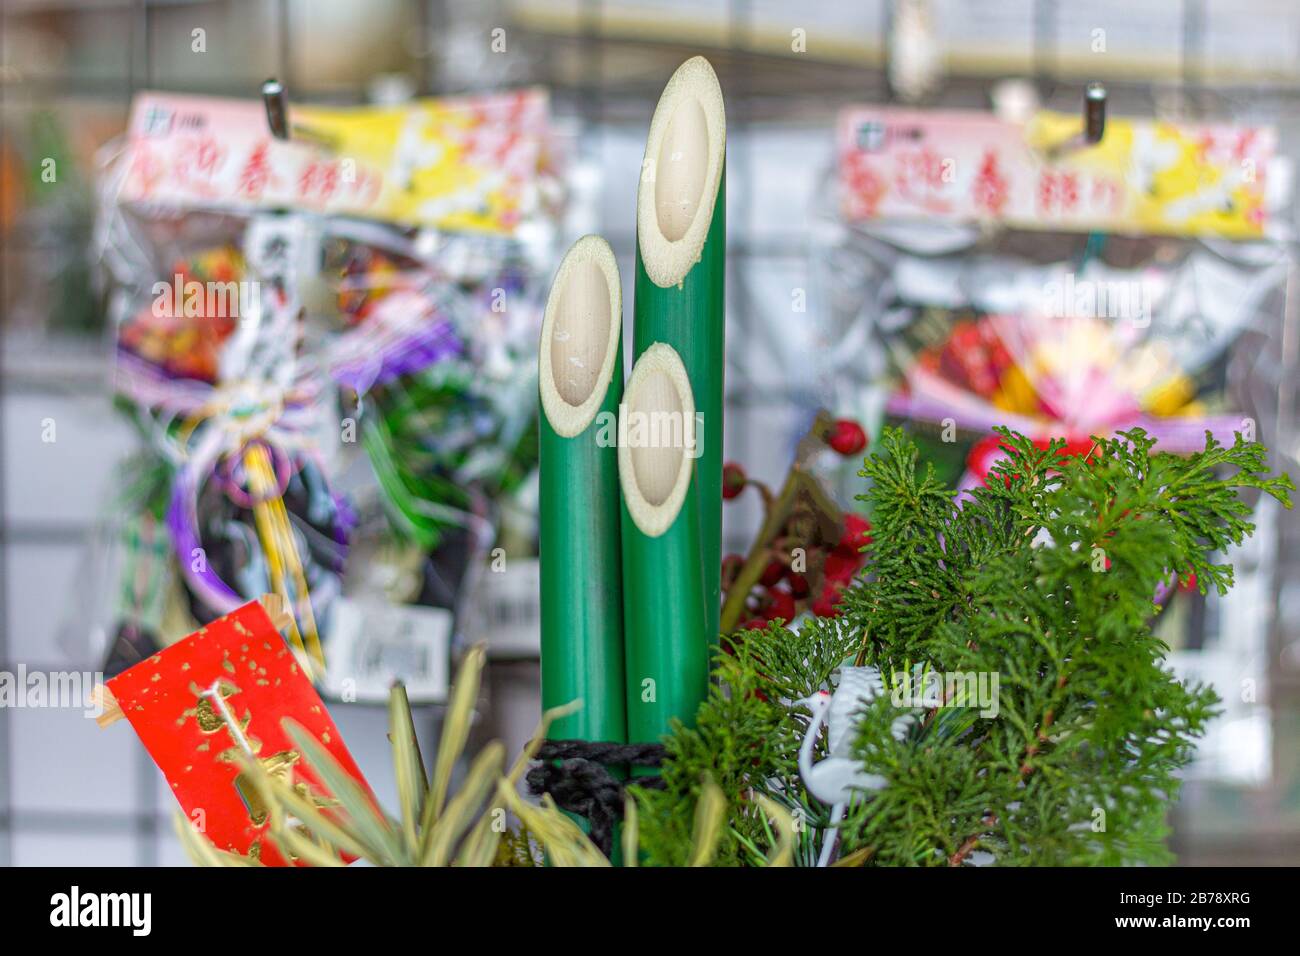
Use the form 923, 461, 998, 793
634, 427, 1291, 867
528, 55, 726, 843
170, 428, 1289, 868
111, 57, 1292, 870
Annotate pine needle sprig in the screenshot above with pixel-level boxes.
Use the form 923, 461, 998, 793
633, 618, 860, 866
635, 424, 1290, 866
838, 426, 1289, 866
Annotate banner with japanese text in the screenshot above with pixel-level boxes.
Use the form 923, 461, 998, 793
117, 89, 550, 235
838, 107, 1274, 239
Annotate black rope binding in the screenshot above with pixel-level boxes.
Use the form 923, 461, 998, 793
525, 740, 666, 858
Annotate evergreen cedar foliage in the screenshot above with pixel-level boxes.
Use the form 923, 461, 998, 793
634, 427, 1294, 866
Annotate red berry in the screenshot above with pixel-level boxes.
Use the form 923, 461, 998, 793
838, 513, 873, 553
827, 419, 868, 457
1179, 572, 1198, 592
764, 587, 796, 624
741, 617, 767, 631
759, 558, 786, 588
812, 582, 847, 618
788, 572, 810, 598
823, 548, 862, 585
722, 462, 747, 500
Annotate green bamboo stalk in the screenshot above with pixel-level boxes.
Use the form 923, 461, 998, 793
633, 56, 726, 664
619, 343, 709, 761
539, 235, 626, 746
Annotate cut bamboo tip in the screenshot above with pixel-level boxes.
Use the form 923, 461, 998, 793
637, 56, 726, 288
539, 235, 623, 438
619, 343, 696, 538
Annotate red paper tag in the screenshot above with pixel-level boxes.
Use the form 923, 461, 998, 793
107, 600, 373, 865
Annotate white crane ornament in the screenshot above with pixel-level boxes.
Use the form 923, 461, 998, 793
795, 665, 913, 866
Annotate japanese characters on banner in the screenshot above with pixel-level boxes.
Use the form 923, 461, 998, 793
118, 89, 550, 234
838, 107, 1275, 239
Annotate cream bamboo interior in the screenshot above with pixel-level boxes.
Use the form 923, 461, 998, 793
654, 96, 709, 242
538, 235, 622, 438
619, 343, 696, 538
636, 55, 726, 289
549, 259, 612, 407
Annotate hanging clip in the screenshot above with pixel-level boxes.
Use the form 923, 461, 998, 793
1083, 82, 1106, 145
261, 78, 291, 141
1044, 82, 1107, 160
260, 78, 337, 151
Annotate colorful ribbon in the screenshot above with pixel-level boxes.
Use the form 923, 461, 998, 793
118, 354, 342, 672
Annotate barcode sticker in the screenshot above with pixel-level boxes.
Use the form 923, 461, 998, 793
468, 558, 540, 658
319, 597, 451, 704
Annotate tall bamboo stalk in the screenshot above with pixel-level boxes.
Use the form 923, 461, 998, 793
619, 343, 708, 758
538, 235, 626, 746
632, 56, 727, 696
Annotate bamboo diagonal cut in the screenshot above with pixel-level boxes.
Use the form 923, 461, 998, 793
619, 343, 709, 758
634, 56, 726, 661
538, 235, 628, 746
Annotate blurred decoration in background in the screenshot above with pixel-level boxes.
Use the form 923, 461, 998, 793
2, 105, 105, 337
92, 85, 564, 706
2, 0, 1300, 866
814, 101, 1292, 800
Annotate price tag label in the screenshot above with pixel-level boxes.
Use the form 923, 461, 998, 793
320, 597, 451, 704
468, 558, 540, 658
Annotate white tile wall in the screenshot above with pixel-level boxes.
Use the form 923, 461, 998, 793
5, 542, 91, 666
12, 831, 140, 867
3, 391, 139, 527
10, 705, 139, 816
